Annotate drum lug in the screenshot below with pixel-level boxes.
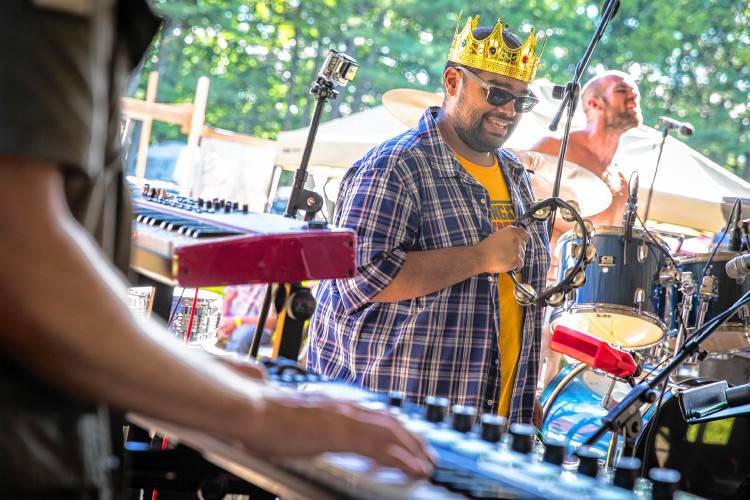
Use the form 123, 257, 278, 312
634, 288, 645, 308
637, 243, 649, 263
659, 265, 678, 287
739, 305, 749, 321
698, 275, 718, 301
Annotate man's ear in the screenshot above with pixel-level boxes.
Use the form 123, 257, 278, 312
443, 66, 461, 97
586, 95, 603, 111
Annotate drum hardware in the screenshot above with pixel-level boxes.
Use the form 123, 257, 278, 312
634, 288, 645, 309
694, 274, 718, 330
667, 251, 750, 354
598, 255, 616, 268
622, 173, 639, 266
658, 265, 678, 287
637, 243, 649, 263
581, 287, 750, 460
672, 271, 696, 357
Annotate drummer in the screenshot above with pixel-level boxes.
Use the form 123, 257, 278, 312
530, 70, 642, 251
529, 70, 643, 385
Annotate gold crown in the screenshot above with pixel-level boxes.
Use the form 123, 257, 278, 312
447, 14, 546, 83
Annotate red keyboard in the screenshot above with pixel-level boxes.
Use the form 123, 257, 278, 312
130, 189, 355, 287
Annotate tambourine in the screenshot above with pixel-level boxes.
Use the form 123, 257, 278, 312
509, 197, 595, 307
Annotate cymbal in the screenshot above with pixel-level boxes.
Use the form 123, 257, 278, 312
508, 149, 612, 218
382, 88, 442, 127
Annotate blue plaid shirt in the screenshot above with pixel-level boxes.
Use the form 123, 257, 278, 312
307, 108, 550, 423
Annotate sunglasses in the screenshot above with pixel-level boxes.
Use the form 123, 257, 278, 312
456, 67, 539, 113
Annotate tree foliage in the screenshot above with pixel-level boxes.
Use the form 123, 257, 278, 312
135, 0, 750, 177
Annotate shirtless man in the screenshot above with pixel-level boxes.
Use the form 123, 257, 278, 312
531, 70, 642, 249
530, 70, 643, 386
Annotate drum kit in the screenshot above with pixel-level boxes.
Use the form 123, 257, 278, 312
540, 217, 750, 497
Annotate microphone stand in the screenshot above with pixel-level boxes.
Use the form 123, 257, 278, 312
642, 127, 669, 223
547, 0, 620, 239
284, 77, 337, 222
248, 50, 358, 360
582, 287, 750, 453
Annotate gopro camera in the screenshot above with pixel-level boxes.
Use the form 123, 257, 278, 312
319, 49, 359, 86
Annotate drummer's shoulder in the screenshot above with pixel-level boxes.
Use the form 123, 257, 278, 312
528, 136, 561, 155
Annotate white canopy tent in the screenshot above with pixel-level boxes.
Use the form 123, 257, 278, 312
274, 105, 408, 170
274, 80, 750, 232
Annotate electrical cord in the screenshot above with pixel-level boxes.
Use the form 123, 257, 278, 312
701, 198, 739, 278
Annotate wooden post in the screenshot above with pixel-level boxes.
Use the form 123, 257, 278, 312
182, 76, 210, 196
134, 71, 159, 186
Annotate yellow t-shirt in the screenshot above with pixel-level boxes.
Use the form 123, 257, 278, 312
455, 152, 523, 417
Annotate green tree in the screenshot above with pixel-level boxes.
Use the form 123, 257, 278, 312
134, 0, 750, 177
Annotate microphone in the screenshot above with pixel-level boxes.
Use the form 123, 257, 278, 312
681, 380, 750, 421
659, 116, 695, 136
727, 383, 750, 407
726, 253, 750, 279
551, 325, 638, 378
622, 173, 639, 239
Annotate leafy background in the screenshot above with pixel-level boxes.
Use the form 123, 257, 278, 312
131, 0, 750, 177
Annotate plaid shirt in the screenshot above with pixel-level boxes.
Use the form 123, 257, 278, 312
307, 108, 549, 423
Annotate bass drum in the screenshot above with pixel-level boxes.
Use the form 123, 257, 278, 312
540, 363, 750, 497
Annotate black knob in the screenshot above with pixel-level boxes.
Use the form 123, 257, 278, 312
509, 423, 534, 454
649, 468, 680, 500
206, 200, 213, 209
232, 201, 239, 210
387, 391, 405, 408
542, 437, 567, 466
223, 204, 231, 213
614, 456, 641, 490
197, 197, 204, 207
576, 446, 599, 478
480, 414, 507, 443
451, 405, 476, 433
424, 396, 449, 423
242, 204, 249, 213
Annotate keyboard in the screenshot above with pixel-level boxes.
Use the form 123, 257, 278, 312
130, 185, 355, 286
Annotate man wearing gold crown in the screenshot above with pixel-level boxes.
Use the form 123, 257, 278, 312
308, 14, 550, 425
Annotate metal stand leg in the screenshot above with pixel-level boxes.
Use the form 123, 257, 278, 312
272, 283, 316, 361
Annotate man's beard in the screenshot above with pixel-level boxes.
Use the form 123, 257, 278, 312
602, 97, 641, 131
452, 93, 519, 153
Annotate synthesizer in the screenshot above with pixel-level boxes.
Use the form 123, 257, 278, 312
129, 363, 693, 499
130, 185, 355, 287
271, 370, 644, 500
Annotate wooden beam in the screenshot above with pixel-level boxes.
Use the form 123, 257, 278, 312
201, 125, 273, 146
121, 98, 194, 128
